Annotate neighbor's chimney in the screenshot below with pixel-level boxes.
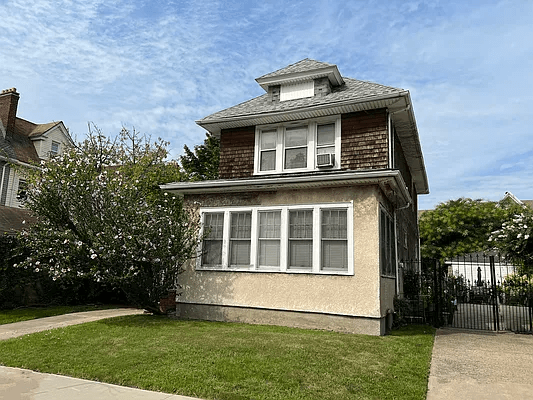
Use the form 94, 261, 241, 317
0, 88, 20, 140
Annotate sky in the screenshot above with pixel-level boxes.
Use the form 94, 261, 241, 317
1, 0, 531, 209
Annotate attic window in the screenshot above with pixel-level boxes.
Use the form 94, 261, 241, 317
280, 81, 314, 101
51, 141, 60, 155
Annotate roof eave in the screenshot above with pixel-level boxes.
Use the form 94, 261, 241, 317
161, 170, 412, 208
196, 91, 409, 134
255, 65, 344, 91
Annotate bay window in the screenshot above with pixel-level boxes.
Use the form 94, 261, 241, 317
254, 117, 341, 174
199, 202, 353, 275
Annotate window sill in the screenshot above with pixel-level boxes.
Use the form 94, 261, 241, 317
196, 266, 353, 276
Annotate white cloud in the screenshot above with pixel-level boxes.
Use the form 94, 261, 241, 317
1, 0, 532, 209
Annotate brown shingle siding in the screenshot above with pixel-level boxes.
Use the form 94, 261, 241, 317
341, 109, 389, 170
219, 126, 255, 179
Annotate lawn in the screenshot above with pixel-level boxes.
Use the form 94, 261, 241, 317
0, 316, 434, 400
0, 305, 116, 325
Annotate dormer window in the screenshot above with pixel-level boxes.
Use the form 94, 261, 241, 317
254, 117, 341, 175
51, 141, 60, 156
280, 81, 314, 101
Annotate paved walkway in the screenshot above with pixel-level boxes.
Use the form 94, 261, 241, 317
0, 309, 202, 400
427, 328, 533, 399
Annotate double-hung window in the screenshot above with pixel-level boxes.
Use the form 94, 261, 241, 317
288, 210, 313, 270
201, 213, 224, 267
380, 208, 396, 277
258, 211, 281, 268
229, 212, 252, 267
255, 117, 341, 174
51, 141, 60, 156
199, 202, 353, 275
321, 209, 348, 271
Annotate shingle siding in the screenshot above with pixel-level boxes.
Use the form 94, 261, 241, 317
341, 109, 389, 171
219, 126, 255, 179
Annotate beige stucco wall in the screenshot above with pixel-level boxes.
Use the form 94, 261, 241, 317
179, 185, 385, 321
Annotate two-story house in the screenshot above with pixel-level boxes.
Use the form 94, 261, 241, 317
162, 59, 429, 335
0, 88, 72, 217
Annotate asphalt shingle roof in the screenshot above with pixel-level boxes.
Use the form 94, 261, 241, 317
0, 205, 35, 234
199, 77, 403, 123
256, 58, 336, 80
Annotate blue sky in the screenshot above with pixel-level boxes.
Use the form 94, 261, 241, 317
1, 0, 531, 209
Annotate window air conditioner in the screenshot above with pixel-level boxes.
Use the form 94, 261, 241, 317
316, 153, 334, 167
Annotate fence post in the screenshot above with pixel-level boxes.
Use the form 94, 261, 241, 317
489, 256, 500, 331
433, 259, 442, 327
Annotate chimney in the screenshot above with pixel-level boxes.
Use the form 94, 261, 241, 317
0, 88, 20, 140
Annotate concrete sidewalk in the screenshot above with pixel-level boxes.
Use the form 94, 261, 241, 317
427, 328, 533, 399
0, 308, 146, 341
0, 366, 201, 400
0, 308, 203, 400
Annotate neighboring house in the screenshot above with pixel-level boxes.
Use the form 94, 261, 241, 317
162, 59, 429, 335
0, 88, 72, 209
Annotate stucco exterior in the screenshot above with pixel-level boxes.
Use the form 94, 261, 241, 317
176, 185, 391, 335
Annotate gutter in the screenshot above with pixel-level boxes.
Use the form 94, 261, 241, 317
0, 155, 41, 170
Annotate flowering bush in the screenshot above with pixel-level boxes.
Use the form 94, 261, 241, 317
490, 211, 533, 275
17, 127, 201, 313
501, 272, 533, 303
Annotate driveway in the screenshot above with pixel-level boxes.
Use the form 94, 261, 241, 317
427, 328, 533, 399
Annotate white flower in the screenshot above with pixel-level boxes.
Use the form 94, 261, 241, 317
90, 254, 98, 259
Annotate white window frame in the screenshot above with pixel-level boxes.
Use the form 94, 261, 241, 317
51, 141, 60, 155
198, 202, 353, 276
254, 116, 341, 175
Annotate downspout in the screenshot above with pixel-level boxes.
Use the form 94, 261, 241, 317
394, 211, 399, 295
388, 112, 393, 169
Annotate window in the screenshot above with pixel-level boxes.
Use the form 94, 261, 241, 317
199, 203, 353, 275
380, 208, 396, 276
51, 141, 60, 155
288, 210, 313, 270
229, 212, 252, 267
258, 211, 281, 268
254, 117, 340, 175
259, 130, 277, 171
321, 209, 348, 271
16, 179, 28, 205
284, 127, 308, 169
201, 213, 224, 267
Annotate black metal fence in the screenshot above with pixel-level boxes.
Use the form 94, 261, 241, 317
399, 255, 533, 333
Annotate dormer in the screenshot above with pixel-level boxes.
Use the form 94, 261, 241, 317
255, 59, 344, 103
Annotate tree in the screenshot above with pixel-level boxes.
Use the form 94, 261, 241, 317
16, 127, 201, 313
490, 210, 533, 274
180, 133, 220, 181
419, 198, 515, 259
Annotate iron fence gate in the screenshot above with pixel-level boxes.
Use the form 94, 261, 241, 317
400, 255, 533, 333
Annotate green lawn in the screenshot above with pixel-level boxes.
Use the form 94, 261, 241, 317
0, 305, 116, 325
0, 315, 434, 400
